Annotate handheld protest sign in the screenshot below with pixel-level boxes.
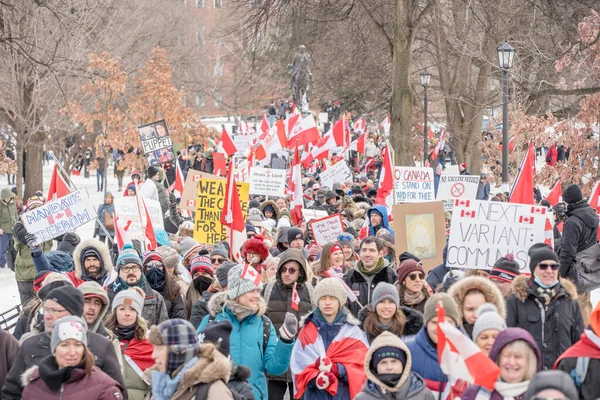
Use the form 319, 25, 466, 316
394, 166, 435, 203
137, 119, 175, 167
249, 167, 286, 197
113, 197, 164, 244
309, 214, 344, 246
180, 169, 223, 212
435, 173, 479, 211
301, 209, 329, 221
21, 189, 97, 244
447, 199, 547, 272
392, 201, 446, 272
319, 160, 352, 189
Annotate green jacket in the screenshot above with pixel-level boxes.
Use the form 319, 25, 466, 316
15, 240, 53, 281
0, 199, 17, 233
154, 180, 169, 215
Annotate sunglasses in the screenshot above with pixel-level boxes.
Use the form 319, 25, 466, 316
146, 261, 163, 269
338, 233, 353, 242
281, 266, 298, 274
537, 262, 559, 271
407, 273, 426, 281
211, 258, 226, 265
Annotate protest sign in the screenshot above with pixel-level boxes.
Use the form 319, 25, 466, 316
137, 120, 175, 166
435, 173, 480, 210
193, 178, 250, 244
394, 167, 435, 203
319, 160, 352, 189
180, 170, 221, 211
233, 135, 250, 155
302, 209, 329, 221
114, 197, 164, 244
392, 201, 446, 271
447, 200, 547, 271
249, 167, 286, 197
22, 189, 97, 244
310, 214, 344, 246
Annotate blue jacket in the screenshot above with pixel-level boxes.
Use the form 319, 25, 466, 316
405, 327, 446, 394
197, 292, 294, 400
366, 205, 392, 238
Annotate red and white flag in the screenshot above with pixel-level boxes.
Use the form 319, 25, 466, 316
352, 117, 366, 133
291, 283, 300, 311
460, 210, 476, 218
141, 198, 157, 251
218, 127, 238, 157
379, 116, 390, 135
47, 164, 71, 201
289, 142, 304, 226
509, 140, 535, 205
375, 145, 394, 212
173, 160, 185, 198
546, 180, 562, 206
431, 129, 445, 160
519, 216, 534, 224
260, 114, 270, 135
331, 118, 349, 148
241, 263, 261, 286
437, 302, 500, 392
324, 268, 358, 303
348, 133, 366, 154
288, 114, 320, 148
588, 181, 600, 242
114, 215, 132, 251
221, 165, 247, 262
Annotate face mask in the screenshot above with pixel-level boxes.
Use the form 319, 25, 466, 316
145, 267, 165, 291
193, 275, 213, 293
250, 256, 260, 264
534, 277, 558, 289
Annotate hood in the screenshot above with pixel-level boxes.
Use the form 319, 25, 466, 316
260, 199, 281, 220
0, 188, 13, 199
567, 202, 599, 229
512, 275, 577, 303
207, 291, 266, 318
78, 281, 110, 333
73, 238, 114, 280
448, 276, 506, 321
366, 205, 390, 229
488, 327, 542, 370
276, 248, 308, 285
364, 331, 412, 391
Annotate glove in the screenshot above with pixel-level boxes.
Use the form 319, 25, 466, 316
315, 371, 337, 391
24, 233, 38, 249
279, 312, 298, 340
314, 356, 338, 376
169, 192, 176, 205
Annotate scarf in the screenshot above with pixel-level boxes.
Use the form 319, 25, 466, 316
403, 288, 425, 306
494, 380, 530, 400
115, 324, 136, 341
532, 279, 558, 307
151, 356, 198, 400
37, 355, 80, 391
376, 373, 402, 388
226, 299, 259, 321
357, 258, 386, 276
193, 275, 212, 293
145, 267, 165, 292
112, 274, 146, 293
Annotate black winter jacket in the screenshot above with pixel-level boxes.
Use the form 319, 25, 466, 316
190, 290, 215, 329
426, 244, 448, 291
506, 276, 584, 370
344, 261, 397, 316
559, 202, 598, 281
163, 293, 186, 320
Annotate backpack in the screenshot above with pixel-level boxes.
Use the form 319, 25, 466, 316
570, 356, 590, 392
573, 242, 600, 293
208, 312, 272, 353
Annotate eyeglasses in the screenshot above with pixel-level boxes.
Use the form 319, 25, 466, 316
281, 266, 298, 274
408, 273, 426, 281
146, 261, 163, 269
537, 263, 559, 271
121, 265, 141, 273
44, 307, 67, 316
211, 258, 226, 265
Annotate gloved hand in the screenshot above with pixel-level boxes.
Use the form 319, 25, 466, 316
315, 371, 337, 391
314, 356, 338, 376
169, 192, 176, 205
24, 233, 39, 249
279, 312, 298, 340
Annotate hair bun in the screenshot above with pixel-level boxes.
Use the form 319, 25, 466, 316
476, 303, 498, 318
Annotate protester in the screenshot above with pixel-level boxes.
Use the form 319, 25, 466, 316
489, 254, 520, 298
462, 328, 542, 400
104, 288, 154, 400
425, 244, 449, 290
396, 259, 430, 313
198, 264, 297, 399
338, 232, 359, 270
506, 244, 584, 370
142, 250, 185, 319
472, 303, 506, 355
313, 242, 345, 278
290, 277, 369, 399
524, 370, 579, 400
379, 233, 397, 269
190, 261, 234, 329
476, 173, 490, 200
156, 245, 190, 295
242, 233, 270, 273
185, 255, 215, 319
0, 187, 17, 270
366, 205, 391, 238
447, 276, 506, 337
0, 327, 19, 390
287, 227, 305, 250
20, 316, 125, 399
179, 237, 203, 270
78, 281, 111, 338
67, 238, 117, 287
94, 192, 115, 243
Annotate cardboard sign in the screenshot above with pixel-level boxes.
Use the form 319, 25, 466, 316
249, 167, 286, 197
394, 167, 435, 203
435, 173, 480, 210
392, 201, 446, 272
310, 214, 344, 246
302, 209, 329, 221
114, 197, 165, 243
21, 189, 97, 244
137, 120, 175, 166
193, 178, 249, 244
319, 160, 352, 189
447, 200, 547, 271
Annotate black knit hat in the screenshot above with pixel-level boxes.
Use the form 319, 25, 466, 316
197, 320, 233, 357
147, 166, 159, 178
490, 254, 520, 282
57, 232, 81, 253
287, 227, 304, 243
216, 262, 236, 288
399, 252, 421, 264
45, 286, 84, 317
528, 244, 559, 273
562, 184, 583, 204
370, 346, 407, 372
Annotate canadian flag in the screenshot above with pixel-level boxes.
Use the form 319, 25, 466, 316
379, 116, 390, 135
460, 210, 476, 218
291, 282, 300, 311
431, 129, 445, 161
455, 199, 470, 207
140, 197, 157, 251
508, 136, 517, 152
352, 117, 366, 133
331, 118, 349, 148
588, 181, 600, 242
218, 127, 238, 157
238, 119, 249, 134
47, 208, 73, 225
288, 142, 304, 226
221, 165, 247, 262
437, 302, 500, 392
530, 206, 546, 215
546, 180, 562, 207
348, 134, 366, 154
375, 145, 394, 212
509, 140, 535, 205
114, 215, 132, 250
47, 164, 71, 201
519, 216, 534, 224
241, 263, 261, 286
288, 114, 320, 148
544, 216, 554, 248
173, 160, 185, 198
260, 114, 270, 134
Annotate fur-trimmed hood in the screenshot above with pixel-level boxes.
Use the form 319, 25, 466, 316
73, 238, 114, 279
364, 331, 412, 391
448, 276, 506, 321
511, 275, 577, 303
21, 365, 38, 387
206, 291, 267, 318
260, 199, 280, 220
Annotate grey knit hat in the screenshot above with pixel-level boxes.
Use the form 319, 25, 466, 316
524, 370, 578, 400
112, 288, 144, 315
226, 264, 262, 300
472, 303, 506, 341
51, 316, 88, 354
423, 293, 460, 326
313, 277, 347, 306
180, 237, 201, 260
371, 282, 399, 309
210, 244, 229, 260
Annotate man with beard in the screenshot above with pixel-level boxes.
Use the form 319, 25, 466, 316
107, 243, 168, 326
78, 281, 112, 339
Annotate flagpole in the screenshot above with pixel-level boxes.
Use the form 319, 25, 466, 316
48, 151, 115, 246
133, 181, 148, 251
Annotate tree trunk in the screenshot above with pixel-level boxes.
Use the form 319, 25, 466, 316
24, 130, 44, 200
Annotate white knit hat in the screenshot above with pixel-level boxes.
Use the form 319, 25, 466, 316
472, 303, 507, 340
226, 264, 263, 300
313, 278, 347, 306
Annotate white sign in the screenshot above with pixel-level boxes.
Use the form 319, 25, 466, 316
447, 200, 547, 271
114, 197, 165, 243
436, 174, 480, 210
22, 189, 97, 244
249, 167, 286, 197
310, 214, 344, 246
302, 209, 329, 221
319, 160, 353, 189
394, 167, 435, 203
233, 135, 250, 155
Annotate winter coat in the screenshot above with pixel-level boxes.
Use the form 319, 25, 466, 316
21, 362, 124, 400
355, 332, 435, 400
139, 179, 158, 201
197, 292, 294, 400
366, 205, 392, 238
555, 329, 600, 400
107, 282, 169, 327
229, 365, 256, 400
163, 292, 186, 320
119, 348, 151, 400
154, 179, 169, 215
1, 332, 125, 400
559, 201, 598, 281
358, 305, 423, 344
405, 327, 446, 396
0, 196, 17, 233
344, 262, 397, 316
506, 276, 584, 370
189, 290, 215, 329
95, 203, 115, 237
61, 238, 117, 288
476, 182, 490, 201
0, 328, 19, 389
13, 221, 53, 281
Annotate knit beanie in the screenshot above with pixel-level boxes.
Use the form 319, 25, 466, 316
197, 320, 233, 357
472, 303, 507, 341
116, 243, 142, 270
562, 184, 583, 204
216, 262, 236, 288
287, 227, 304, 243
78, 281, 109, 305
490, 254, 520, 282
38, 277, 73, 301
190, 256, 215, 277
523, 370, 578, 400
313, 277, 347, 306
45, 286, 84, 317
337, 233, 354, 248
180, 237, 202, 260
371, 346, 407, 372
242, 234, 270, 261
81, 246, 102, 267
149, 319, 201, 375
111, 287, 144, 315
528, 244, 559, 274
423, 293, 460, 326
57, 233, 81, 253
371, 282, 399, 309
398, 252, 421, 264
210, 244, 229, 260
226, 264, 262, 300
156, 246, 179, 269
142, 251, 164, 266
396, 259, 425, 285
50, 316, 88, 354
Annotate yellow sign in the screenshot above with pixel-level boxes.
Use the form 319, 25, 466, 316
193, 178, 249, 244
